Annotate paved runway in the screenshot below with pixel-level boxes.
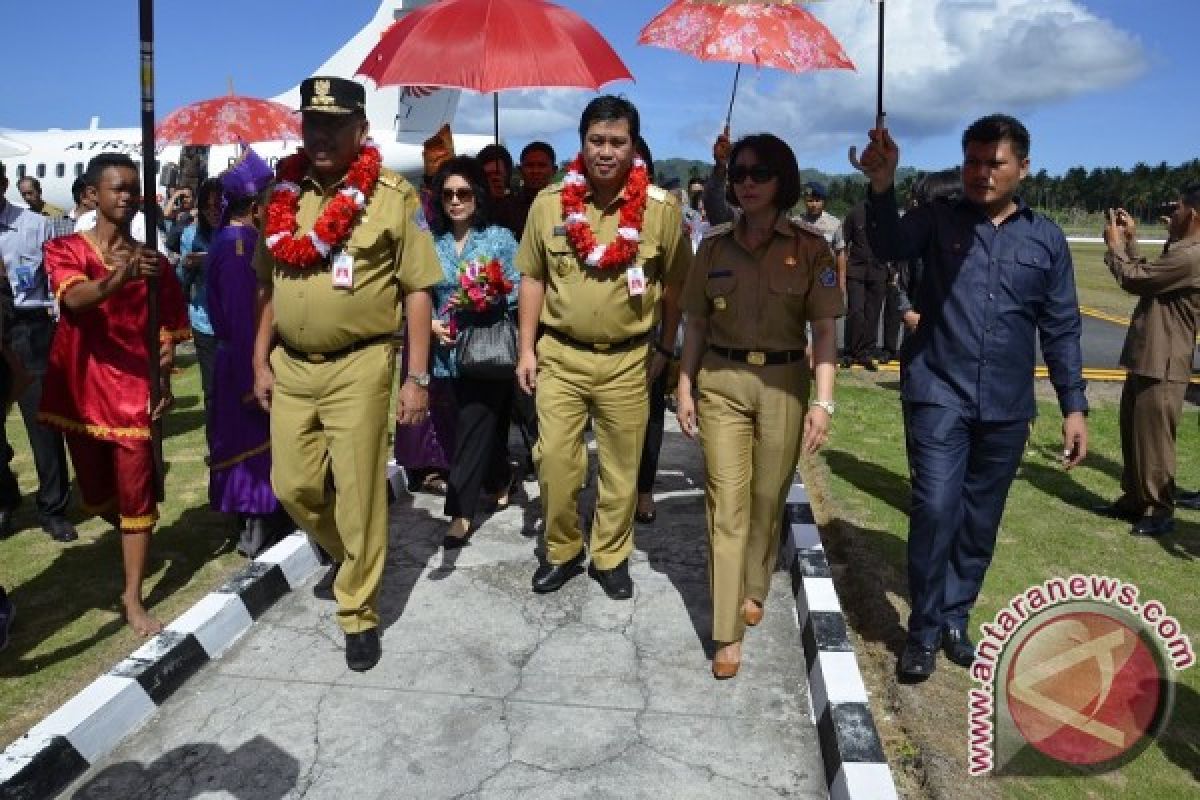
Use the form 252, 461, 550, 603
62, 420, 827, 800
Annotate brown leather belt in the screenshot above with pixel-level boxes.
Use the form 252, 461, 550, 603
544, 328, 650, 354
709, 345, 806, 366
279, 333, 391, 364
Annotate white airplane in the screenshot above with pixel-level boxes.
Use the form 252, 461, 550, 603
0, 0, 492, 212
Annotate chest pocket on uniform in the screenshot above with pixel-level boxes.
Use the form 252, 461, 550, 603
545, 238, 581, 283
1008, 246, 1052, 300
706, 271, 737, 314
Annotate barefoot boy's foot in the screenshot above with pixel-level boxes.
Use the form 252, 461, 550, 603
123, 596, 163, 637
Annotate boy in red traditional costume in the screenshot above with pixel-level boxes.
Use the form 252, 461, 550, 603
38, 153, 190, 636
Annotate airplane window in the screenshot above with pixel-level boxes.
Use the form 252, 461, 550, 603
56, 163, 65, 178
16, 164, 26, 179
36, 164, 46, 179
74, 163, 84, 177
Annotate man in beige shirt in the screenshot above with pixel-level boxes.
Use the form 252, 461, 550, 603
516, 96, 690, 599
253, 77, 441, 671
1098, 185, 1200, 536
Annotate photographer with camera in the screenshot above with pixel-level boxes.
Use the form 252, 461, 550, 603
1095, 188, 1200, 536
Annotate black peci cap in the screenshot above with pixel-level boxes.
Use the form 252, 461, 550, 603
299, 76, 366, 115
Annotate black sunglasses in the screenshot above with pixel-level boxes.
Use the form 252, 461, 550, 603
442, 188, 474, 203
728, 164, 776, 185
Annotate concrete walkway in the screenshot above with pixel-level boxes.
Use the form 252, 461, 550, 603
62, 422, 827, 800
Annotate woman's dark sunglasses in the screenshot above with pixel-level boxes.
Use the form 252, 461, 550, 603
728, 164, 776, 185
442, 188, 474, 202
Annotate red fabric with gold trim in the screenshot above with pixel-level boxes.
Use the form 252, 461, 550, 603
39, 234, 190, 441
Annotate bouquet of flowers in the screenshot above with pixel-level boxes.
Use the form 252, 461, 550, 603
444, 257, 513, 336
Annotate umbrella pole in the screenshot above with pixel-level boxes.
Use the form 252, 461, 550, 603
138, 0, 164, 501
876, 0, 886, 130
493, 93, 500, 144
725, 63, 742, 132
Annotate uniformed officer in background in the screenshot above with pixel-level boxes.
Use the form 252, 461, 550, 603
676, 133, 842, 679
1097, 189, 1200, 536
516, 95, 690, 600
253, 76, 441, 672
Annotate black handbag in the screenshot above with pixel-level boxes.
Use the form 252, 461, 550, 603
455, 309, 517, 380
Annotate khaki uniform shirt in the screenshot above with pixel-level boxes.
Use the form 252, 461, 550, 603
516, 182, 691, 343
35, 202, 66, 219
254, 166, 441, 353
1106, 237, 1200, 382
682, 214, 845, 351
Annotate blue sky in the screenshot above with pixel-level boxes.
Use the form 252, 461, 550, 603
1, 1, 1194, 175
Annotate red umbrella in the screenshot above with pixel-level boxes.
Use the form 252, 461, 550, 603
638, 0, 855, 129
156, 94, 301, 145
356, 0, 632, 141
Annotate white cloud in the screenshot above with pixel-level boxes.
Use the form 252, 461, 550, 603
455, 88, 593, 140
710, 0, 1146, 151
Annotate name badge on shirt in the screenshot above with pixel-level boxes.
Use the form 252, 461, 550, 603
626, 266, 646, 296
332, 250, 354, 289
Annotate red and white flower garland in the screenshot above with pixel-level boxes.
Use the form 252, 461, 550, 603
264, 142, 382, 270
560, 155, 649, 270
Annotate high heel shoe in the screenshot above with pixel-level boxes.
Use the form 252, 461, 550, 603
742, 599, 764, 627
712, 641, 742, 679
442, 518, 472, 549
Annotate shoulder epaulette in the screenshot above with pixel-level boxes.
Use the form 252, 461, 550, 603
376, 168, 405, 191
647, 185, 669, 204
703, 221, 734, 239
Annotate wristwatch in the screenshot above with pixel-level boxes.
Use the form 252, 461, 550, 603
407, 372, 431, 388
810, 399, 836, 416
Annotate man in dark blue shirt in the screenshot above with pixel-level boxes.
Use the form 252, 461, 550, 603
852, 114, 1089, 679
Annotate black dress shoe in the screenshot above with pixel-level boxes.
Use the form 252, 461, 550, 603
1177, 490, 1200, 512
313, 563, 340, 600
898, 642, 937, 680
1131, 514, 1175, 537
634, 508, 657, 525
589, 559, 633, 600
42, 516, 79, 543
856, 357, 879, 372
941, 627, 976, 667
345, 628, 381, 672
838, 356, 852, 369
1092, 502, 1140, 522
531, 550, 586, 593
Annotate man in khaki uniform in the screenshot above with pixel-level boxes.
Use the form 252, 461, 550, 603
252, 77, 441, 671
516, 95, 690, 599
1098, 187, 1200, 537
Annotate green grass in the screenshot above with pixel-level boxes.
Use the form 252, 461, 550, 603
0, 352, 246, 747
821, 376, 1199, 800
1071, 241, 1139, 322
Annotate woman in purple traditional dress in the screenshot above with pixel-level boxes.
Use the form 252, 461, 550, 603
206, 150, 289, 556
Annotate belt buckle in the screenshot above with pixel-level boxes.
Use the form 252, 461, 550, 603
747, 351, 766, 366
593, 342, 611, 352
308, 352, 327, 364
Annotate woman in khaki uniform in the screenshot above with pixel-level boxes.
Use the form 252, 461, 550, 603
677, 134, 842, 679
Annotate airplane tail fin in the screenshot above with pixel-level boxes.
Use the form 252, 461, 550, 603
270, 0, 461, 141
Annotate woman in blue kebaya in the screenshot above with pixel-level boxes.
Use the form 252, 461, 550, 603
428, 157, 521, 548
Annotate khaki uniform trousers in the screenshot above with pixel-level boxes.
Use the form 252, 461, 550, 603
534, 334, 649, 570
269, 342, 394, 633
698, 355, 808, 643
1119, 373, 1189, 515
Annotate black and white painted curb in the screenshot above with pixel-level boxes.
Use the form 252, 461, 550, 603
0, 533, 322, 800
783, 481, 899, 800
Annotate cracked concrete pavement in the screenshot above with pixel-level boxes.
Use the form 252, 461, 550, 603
63, 420, 827, 799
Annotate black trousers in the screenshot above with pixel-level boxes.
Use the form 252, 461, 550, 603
844, 273, 887, 361
903, 403, 1029, 648
637, 369, 668, 493
0, 311, 70, 520
510, 380, 538, 472
445, 375, 514, 520
881, 281, 903, 355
